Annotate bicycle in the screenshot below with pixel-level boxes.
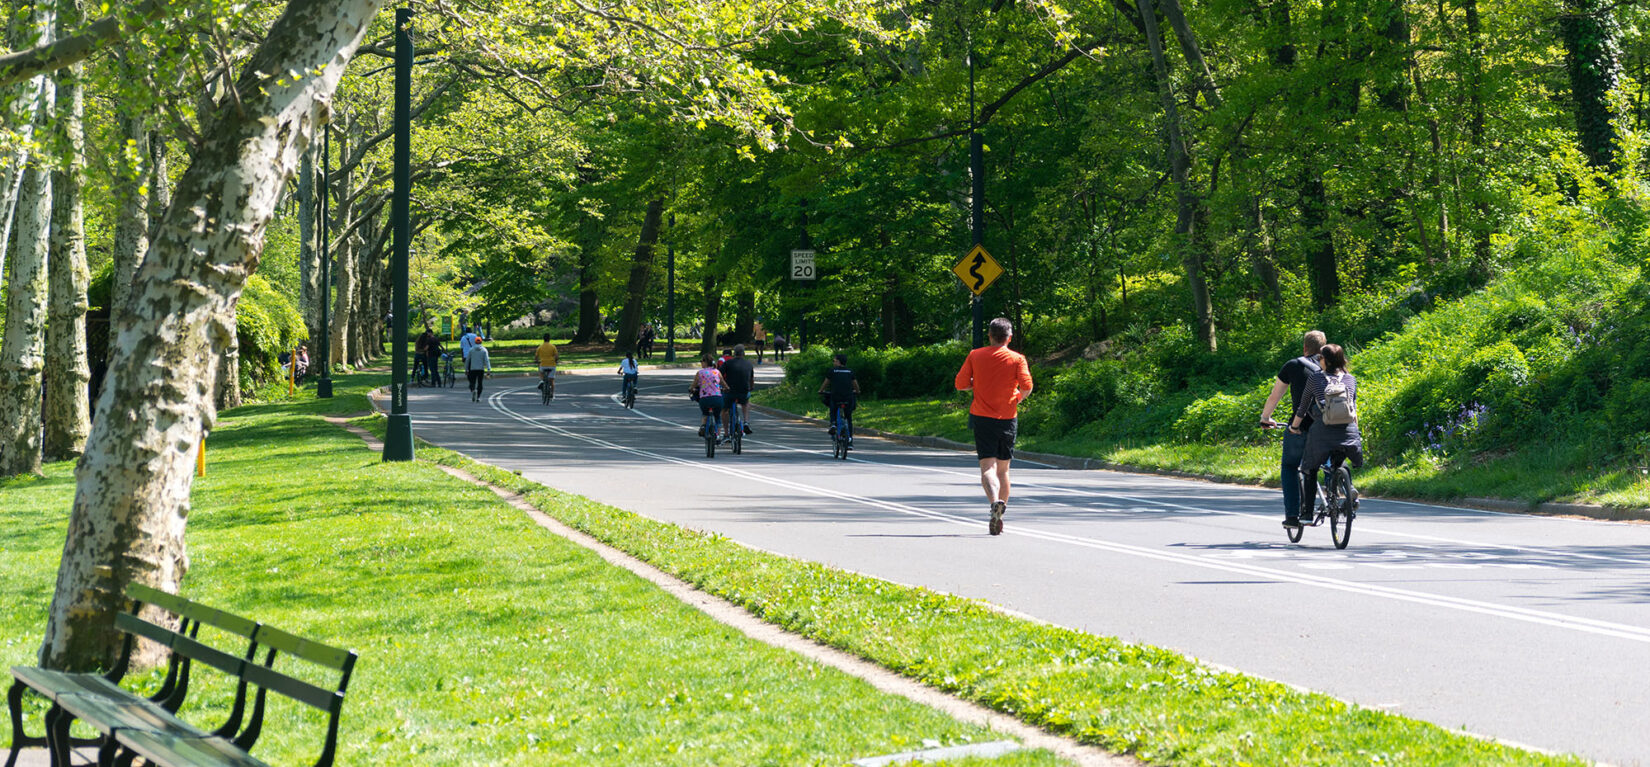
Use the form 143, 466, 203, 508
441, 353, 456, 388
829, 403, 851, 460
539, 368, 555, 405
724, 402, 743, 455
621, 375, 637, 409
704, 411, 719, 458
1287, 453, 1357, 549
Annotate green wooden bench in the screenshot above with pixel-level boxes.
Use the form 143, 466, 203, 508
4, 583, 358, 767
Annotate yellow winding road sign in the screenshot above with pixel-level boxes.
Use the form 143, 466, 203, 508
952, 244, 1003, 296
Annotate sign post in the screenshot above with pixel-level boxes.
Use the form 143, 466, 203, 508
382, 7, 415, 462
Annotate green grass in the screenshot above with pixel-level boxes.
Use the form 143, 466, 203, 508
1, 371, 1069, 766
361, 414, 1583, 766
753, 384, 1650, 508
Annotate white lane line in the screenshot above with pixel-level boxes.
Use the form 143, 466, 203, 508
598, 385, 1650, 569
488, 387, 1650, 645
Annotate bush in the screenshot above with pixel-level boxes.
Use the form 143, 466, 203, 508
1173, 383, 1271, 445
1047, 359, 1161, 434
880, 342, 967, 398
238, 274, 307, 386
491, 324, 575, 342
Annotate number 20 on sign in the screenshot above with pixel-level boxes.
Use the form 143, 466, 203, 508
791, 249, 817, 280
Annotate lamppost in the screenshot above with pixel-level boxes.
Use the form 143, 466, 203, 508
317, 122, 333, 398
665, 213, 676, 362
382, 6, 416, 461
968, 38, 985, 349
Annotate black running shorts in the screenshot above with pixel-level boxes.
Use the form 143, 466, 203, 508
969, 414, 1017, 461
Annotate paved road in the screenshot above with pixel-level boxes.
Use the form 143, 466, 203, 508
408, 367, 1650, 765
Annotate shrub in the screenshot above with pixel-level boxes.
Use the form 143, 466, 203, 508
1173, 384, 1271, 445
237, 274, 307, 386
881, 342, 967, 399
1048, 359, 1161, 434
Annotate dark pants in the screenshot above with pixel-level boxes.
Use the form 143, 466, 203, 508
1281, 429, 1306, 519
1301, 442, 1364, 515
467, 370, 485, 397
829, 400, 855, 438
426, 353, 441, 383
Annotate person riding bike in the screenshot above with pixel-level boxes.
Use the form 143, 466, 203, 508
1287, 343, 1364, 526
690, 354, 728, 440
720, 345, 756, 437
1260, 330, 1326, 527
818, 353, 859, 447
618, 352, 640, 399
534, 334, 560, 396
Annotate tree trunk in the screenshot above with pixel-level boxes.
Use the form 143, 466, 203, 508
297, 145, 320, 342
1301, 168, 1339, 309
44, 8, 91, 462
0, 3, 54, 477
733, 289, 754, 344
699, 272, 723, 357
110, 114, 149, 323
615, 197, 663, 351
1463, 0, 1493, 272
1137, 0, 1216, 351
215, 301, 241, 411
1560, 0, 1622, 170
39, 0, 380, 671
572, 208, 605, 344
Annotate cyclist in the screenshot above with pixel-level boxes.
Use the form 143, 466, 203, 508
618, 351, 640, 399
690, 354, 728, 439
721, 345, 756, 437
534, 334, 560, 397
1287, 343, 1363, 522
1260, 330, 1326, 528
817, 353, 859, 447
955, 318, 1034, 534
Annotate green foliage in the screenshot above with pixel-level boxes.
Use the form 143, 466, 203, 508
236, 274, 307, 387
781, 342, 966, 399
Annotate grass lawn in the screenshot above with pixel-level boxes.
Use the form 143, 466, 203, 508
1, 370, 1069, 766
753, 385, 1650, 509
364, 416, 1583, 766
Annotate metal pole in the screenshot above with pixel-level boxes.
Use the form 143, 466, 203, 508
969, 42, 985, 349
665, 213, 676, 362
799, 199, 810, 352
316, 125, 334, 398
383, 7, 415, 461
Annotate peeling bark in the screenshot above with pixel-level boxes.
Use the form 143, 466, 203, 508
0, 4, 55, 477
110, 113, 148, 323
44, 0, 91, 461
40, 0, 381, 671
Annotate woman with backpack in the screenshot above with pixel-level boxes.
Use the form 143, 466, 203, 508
1286, 343, 1363, 527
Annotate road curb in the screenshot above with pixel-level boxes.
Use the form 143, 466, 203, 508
747, 404, 1650, 523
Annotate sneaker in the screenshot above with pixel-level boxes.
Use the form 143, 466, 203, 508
828, 425, 836, 437
698, 426, 707, 438
744, 424, 752, 435
1283, 516, 1302, 528
990, 501, 1005, 523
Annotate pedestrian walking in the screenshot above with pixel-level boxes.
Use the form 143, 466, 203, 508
466, 337, 492, 402
954, 318, 1033, 536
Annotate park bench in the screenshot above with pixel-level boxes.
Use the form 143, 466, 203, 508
5, 583, 357, 767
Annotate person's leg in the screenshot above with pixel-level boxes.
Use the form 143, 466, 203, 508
1298, 443, 1325, 519
995, 460, 1012, 504
978, 458, 1002, 503
1281, 430, 1305, 521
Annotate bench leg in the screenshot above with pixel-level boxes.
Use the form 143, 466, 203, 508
5, 681, 47, 767
44, 704, 71, 767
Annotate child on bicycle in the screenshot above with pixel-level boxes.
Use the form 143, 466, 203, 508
818, 353, 860, 447
1287, 343, 1364, 526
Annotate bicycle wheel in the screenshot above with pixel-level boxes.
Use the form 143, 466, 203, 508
542, 382, 551, 406
732, 429, 742, 455
624, 386, 636, 409
1330, 468, 1354, 549
706, 431, 717, 458
1286, 523, 1303, 543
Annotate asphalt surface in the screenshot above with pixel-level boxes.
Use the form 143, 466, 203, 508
407, 366, 1650, 765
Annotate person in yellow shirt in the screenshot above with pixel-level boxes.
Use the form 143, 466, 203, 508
535, 334, 560, 399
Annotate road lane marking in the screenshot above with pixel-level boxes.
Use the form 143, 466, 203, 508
484, 386, 1650, 645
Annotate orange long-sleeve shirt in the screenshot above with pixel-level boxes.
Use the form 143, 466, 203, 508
955, 345, 1033, 420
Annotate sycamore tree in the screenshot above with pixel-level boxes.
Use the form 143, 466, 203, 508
5, 0, 903, 671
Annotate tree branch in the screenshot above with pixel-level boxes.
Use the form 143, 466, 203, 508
0, 1, 164, 89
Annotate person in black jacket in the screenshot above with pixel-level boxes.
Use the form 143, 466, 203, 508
1287, 343, 1364, 525
1260, 330, 1325, 526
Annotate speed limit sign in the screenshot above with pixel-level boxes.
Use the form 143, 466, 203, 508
790, 249, 816, 280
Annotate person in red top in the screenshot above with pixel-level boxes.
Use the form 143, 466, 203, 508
955, 317, 1034, 535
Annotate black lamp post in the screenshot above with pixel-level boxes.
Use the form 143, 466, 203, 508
969, 40, 985, 349
317, 122, 333, 398
382, 6, 415, 461
665, 213, 676, 362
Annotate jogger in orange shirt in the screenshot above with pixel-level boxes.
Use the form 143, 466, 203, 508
954, 318, 1034, 535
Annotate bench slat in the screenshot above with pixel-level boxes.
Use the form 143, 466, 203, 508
250, 625, 353, 671
239, 660, 339, 713
125, 583, 258, 639
115, 614, 248, 680
117, 729, 271, 767
10, 667, 125, 704
53, 691, 204, 739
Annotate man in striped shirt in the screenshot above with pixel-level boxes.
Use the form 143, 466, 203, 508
954, 318, 1034, 535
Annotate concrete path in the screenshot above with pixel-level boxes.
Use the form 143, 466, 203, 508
405, 366, 1650, 765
